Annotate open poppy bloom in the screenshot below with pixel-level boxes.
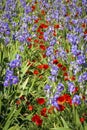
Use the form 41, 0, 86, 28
43, 64, 49, 69
57, 94, 72, 106
57, 95, 66, 105
32, 114, 43, 126
36, 98, 45, 105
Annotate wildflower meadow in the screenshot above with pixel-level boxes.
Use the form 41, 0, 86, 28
0, 0, 87, 130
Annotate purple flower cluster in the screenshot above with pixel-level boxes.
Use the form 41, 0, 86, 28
72, 95, 81, 105
68, 82, 75, 94
4, 69, 19, 87
4, 54, 21, 87
78, 72, 87, 82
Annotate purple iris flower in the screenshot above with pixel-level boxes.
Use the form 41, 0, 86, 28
51, 65, 58, 76
78, 72, 87, 82
77, 54, 85, 65
68, 82, 75, 94
57, 83, 64, 92
50, 37, 56, 46
67, 34, 80, 45
72, 95, 81, 105
46, 46, 54, 56
48, 75, 57, 82
44, 84, 51, 91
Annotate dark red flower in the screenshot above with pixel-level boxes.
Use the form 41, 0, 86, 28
57, 63, 63, 68
32, 114, 43, 126
84, 29, 87, 35
27, 37, 32, 42
54, 24, 60, 29
20, 95, 25, 100
31, 5, 36, 11
40, 24, 48, 29
64, 94, 72, 105
40, 45, 46, 50
53, 59, 58, 64
61, 66, 67, 71
38, 35, 43, 39
36, 98, 45, 105
63, 72, 68, 76
40, 107, 47, 117
58, 105, 65, 111
80, 117, 85, 123
43, 64, 49, 69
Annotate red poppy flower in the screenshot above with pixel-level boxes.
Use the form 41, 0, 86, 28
63, 72, 68, 76
54, 24, 60, 29
57, 95, 66, 105
40, 45, 46, 50
57, 63, 63, 68
32, 114, 43, 126
36, 98, 45, 105
27, 37, 32, 42
61, 66, 67, 71
40, 31, 44, 35
53, 59, 58, 64
33, 70, 39, 75
31, 5, 36, 11
28, 105, 33, 111
43, 64, 49, 69
63, 94, 72, 105
84, 29, 87, 35
38, 35, 43, 39
80, 117, 85, 123
34, 39, 39, 43
40, 24, 48, 29
40, 107, 47, 117
37, 64, 44, 69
